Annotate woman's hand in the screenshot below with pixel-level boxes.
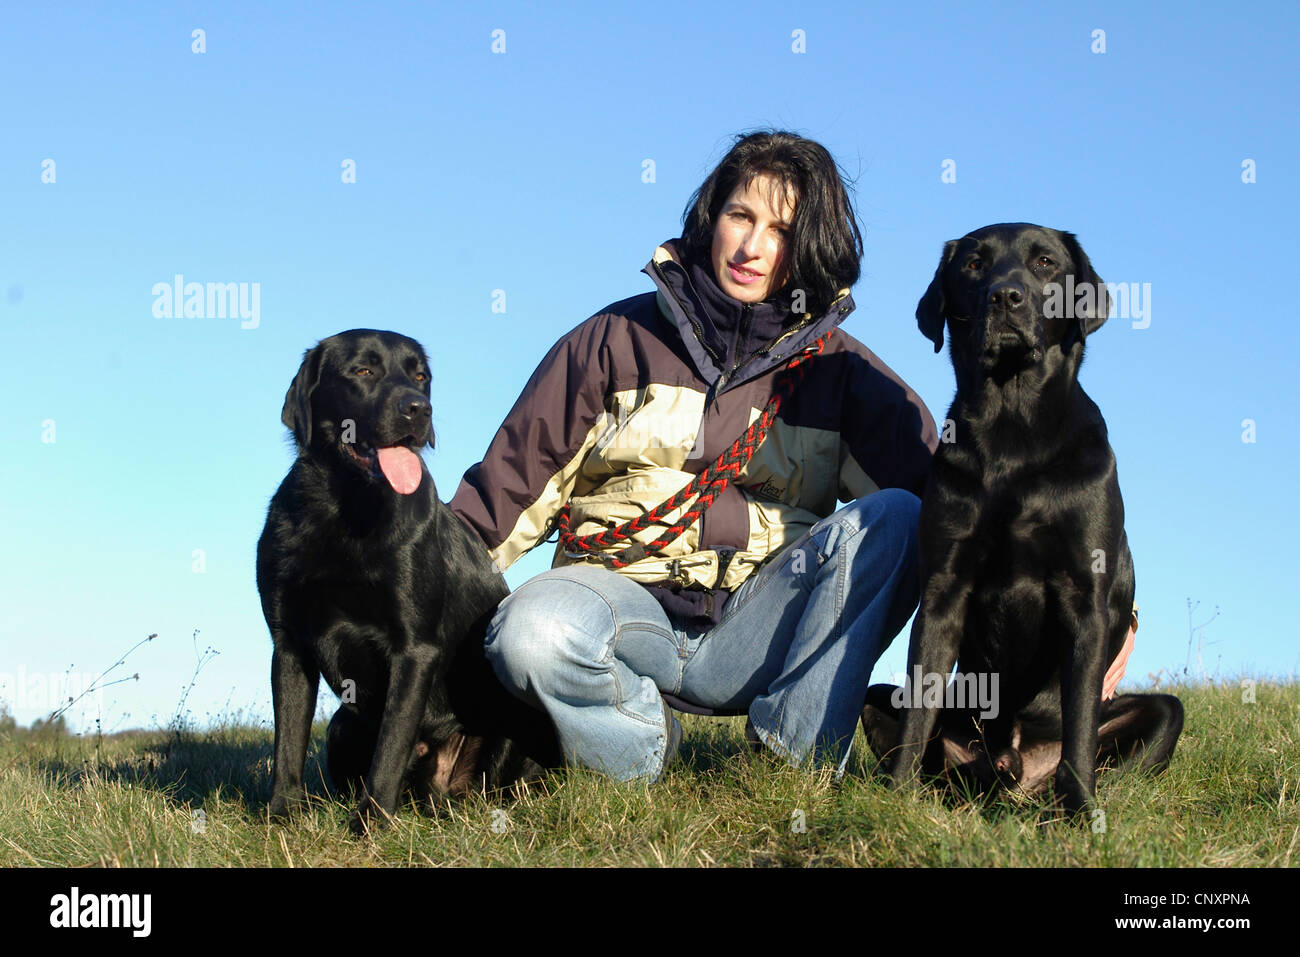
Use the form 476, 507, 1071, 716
1102, 617, 1137, 700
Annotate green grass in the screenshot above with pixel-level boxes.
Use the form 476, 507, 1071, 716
2, 681, 1296, 867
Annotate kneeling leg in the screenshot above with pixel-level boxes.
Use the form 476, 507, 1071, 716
1096, 693, 1184, 774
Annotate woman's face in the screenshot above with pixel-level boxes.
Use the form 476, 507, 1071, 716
710, 172, 794, 304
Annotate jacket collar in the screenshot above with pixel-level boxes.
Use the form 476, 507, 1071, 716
643, 239, 856, 391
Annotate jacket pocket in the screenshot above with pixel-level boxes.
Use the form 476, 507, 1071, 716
563, 467, 703, 559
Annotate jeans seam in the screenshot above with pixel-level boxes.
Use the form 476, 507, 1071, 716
829, 517, 866, 645
672, 642, 692, 696
833, 522, 848, 645
609, 667, 659, 727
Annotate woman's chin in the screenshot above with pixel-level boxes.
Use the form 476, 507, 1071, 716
719, 277, 770, 303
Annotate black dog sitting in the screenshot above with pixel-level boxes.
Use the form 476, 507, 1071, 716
861, 225, 1183, 814
257, 329, 558, 833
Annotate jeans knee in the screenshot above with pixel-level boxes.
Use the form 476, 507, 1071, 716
857, 489, 924, 633
863, 486, 922, 522
845, 488, 921, 555
485, 573, 617, 693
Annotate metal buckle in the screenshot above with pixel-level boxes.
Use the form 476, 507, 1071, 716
668, 559, 691, 586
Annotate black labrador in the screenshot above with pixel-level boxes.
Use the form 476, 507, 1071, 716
258, 329, 558, 833
861, 224, 1183, 815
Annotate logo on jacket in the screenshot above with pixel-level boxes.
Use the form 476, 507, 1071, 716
751, 479, 787, 502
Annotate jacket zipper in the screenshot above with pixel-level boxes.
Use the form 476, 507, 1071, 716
652, 260, 723, 368
734, 304, 753, 373
706, 303, 753, 409
697, 302, 745, 547
719, 306, 821, 395
765, 302, 846, 361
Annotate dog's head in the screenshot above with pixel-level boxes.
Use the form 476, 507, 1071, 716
916, 223, 1109, 386
281, 329, 433, 495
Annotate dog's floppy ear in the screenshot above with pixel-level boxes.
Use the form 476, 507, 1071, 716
916, 240, 959, 353
1057, 230, 1110, 341
281, 343, 325, 449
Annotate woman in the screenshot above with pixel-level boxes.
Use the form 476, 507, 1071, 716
450, 130, 938, 781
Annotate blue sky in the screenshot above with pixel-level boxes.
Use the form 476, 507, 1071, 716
1, 1, 1296, 733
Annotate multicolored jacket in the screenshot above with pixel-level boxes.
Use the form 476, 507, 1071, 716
450, 240, 939, 623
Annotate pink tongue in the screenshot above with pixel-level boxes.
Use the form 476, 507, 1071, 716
376, 446, 422, 495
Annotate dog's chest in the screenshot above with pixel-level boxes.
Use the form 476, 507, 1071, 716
932, 441, 1110, 690
935, 460, 1061, 650
943, 462, 1066, 573
269, 509, 440, 646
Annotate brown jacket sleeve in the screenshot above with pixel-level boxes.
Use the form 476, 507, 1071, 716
836, 338, 939, 501
450, 311, 614, 571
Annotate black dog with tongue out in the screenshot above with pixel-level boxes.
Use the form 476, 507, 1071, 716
257, 329, 557, 834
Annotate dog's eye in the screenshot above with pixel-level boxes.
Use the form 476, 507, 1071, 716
1035, 256, 1055, 268
353, 367, 373, 376
414, 373, 427, 382
965, 257, 982, 272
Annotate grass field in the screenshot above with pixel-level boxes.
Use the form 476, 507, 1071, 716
1, 681, 1296, 867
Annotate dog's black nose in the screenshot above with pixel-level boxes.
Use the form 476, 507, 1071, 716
398, 395, 431, 423
987, 282, 1025, 310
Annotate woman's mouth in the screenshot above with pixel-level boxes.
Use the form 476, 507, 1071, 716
727, 262, 763, 284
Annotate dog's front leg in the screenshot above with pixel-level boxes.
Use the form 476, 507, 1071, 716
269, 641, 321, 820
349, 647, 438, 834
1055, 604, 1108, 816
892, 571, 970, 790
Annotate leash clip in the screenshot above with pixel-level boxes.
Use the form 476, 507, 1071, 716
598, 542, 648, 570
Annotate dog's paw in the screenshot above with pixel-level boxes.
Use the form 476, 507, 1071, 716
888, 762, 925, 792
347, 796, 393, 836
887, 739, 935, 791
1052, 769, 1098, 822
267, 789, 305, 822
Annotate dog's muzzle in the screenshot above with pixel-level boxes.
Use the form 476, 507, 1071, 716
980, 323, 1043, 369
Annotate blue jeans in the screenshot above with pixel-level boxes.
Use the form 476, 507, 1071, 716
485, 488, 922, 781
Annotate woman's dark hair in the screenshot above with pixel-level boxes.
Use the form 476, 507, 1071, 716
680, 130, 864, 318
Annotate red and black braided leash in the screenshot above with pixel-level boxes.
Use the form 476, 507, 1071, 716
556, 329, 834, 570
